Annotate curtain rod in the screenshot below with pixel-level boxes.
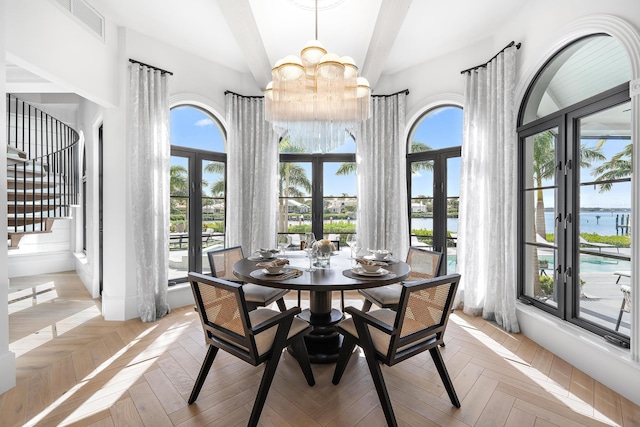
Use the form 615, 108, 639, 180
128, 58, 173, 75
224, 89, 411, 99
460, 41, 521, 74
372, 89, 409, 97
224, 90, 264, 99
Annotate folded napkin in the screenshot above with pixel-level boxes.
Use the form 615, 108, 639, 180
256, 258, 290, 268
356, 258, 386, 267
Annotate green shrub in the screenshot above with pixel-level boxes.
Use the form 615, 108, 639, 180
580, 233, 630, 248
539, 275, 554, 296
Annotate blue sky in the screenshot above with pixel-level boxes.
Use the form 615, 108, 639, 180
170, 105, 629, 208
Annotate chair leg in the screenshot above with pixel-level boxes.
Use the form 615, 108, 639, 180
290, 337, 315, 386
188, 345, 219, 404
430, 346, 460, 408
361, 341, 397, 427
615, 298, 626, 331
248, 348, 283, 427
361, 299, 373, 312
332, 335, 357, 385
276, 298, 287, 312
297, 290, 301, 307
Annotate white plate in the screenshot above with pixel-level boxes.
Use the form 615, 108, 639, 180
261, 268, 291, 275
351, 267, 389, 276
248, 255, 277, 261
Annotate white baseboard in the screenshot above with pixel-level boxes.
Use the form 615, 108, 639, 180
517, 302, 640, 406
101, 292, 139, 321
167, 283, 194, 310
8, 251, 75, 278
0, 350, 16, 394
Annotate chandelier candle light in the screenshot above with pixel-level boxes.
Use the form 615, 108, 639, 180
264, 0, 371, 152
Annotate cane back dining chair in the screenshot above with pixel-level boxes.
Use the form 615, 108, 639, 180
333, 274, 462, 427
207, 246, 289, 311
188, 272, 315, 426
359, 247, 443, 312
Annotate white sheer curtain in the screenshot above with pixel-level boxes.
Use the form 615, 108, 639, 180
356, 92, 410, 261
127, 63, 171, 322
226, 92, 279, 255
457, 45, 520, 332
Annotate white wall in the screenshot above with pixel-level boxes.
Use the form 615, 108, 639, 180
75, 99, 103, 298
5, 0, 119, 107
1, 0, 18, 396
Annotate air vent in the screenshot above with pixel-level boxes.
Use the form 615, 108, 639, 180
52, 0, 104, 40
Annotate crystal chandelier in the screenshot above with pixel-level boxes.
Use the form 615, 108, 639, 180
264, 0, 371, 152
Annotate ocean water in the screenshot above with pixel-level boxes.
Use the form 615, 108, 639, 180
411, 210, 631, 236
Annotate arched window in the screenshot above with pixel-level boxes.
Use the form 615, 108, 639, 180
407, 106, 463, 274
518, 34, 632, 345
169, 105, 226, 282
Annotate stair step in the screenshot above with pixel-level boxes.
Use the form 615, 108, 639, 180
7, 153, 28, 166
8, 192, 64, 202
7, 218, 57, 232
7, 145, 27, 158
7, 162, 48, 176
8, 205, 58, 215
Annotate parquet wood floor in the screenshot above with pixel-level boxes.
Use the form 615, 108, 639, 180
2, 271, 640, 426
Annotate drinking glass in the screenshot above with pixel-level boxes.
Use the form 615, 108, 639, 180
346, 234, 361, 256
277, 234, 292, 257
303, 233, 317, 272
350, 239, 362, 267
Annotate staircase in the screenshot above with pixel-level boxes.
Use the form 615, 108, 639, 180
6, 94, 80, 249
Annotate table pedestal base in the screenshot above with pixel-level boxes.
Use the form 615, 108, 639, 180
287, 290, 345, 363
295, 308, 344, 363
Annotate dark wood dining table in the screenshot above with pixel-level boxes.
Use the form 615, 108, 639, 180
233, 252, 411, 363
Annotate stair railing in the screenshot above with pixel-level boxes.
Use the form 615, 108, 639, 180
6, 94, 80, 238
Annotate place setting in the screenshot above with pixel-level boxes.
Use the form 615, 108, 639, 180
247, 248, 280, 261
343, 257, 396, 280
362, 248, 399, 264
250, 258, 303, 280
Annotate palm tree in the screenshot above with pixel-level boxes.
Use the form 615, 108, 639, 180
532, 132, 604, 237
592, 142, 632, 192
278, 137, 311, 233
170, 165, 188, 196
335, 141, 434, 176
530, 131, 604, 298
532, 132, 556, 238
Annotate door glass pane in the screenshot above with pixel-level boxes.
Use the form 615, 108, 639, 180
522, 128, 559, 307
169, 156, 189, 281
278, 161, 312, 251
576, 101, 631, 336
410, 160, 434, 249
446, 157, 460, 273
202, 160, 225, 274
323, 161, 356, 250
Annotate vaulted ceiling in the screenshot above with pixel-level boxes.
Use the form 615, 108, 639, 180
83, 0, 529, 90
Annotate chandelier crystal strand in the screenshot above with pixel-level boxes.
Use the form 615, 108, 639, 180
264, 1, 371, 152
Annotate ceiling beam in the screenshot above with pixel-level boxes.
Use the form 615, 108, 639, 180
361, 0, 412, 90
217, 0, 271, 90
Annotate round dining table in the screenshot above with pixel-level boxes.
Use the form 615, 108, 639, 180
233, 252, 411, 363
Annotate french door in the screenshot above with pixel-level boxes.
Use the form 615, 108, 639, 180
278, 153, 356, 244
169, 147, 226, 283
408, 147, 461, 274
